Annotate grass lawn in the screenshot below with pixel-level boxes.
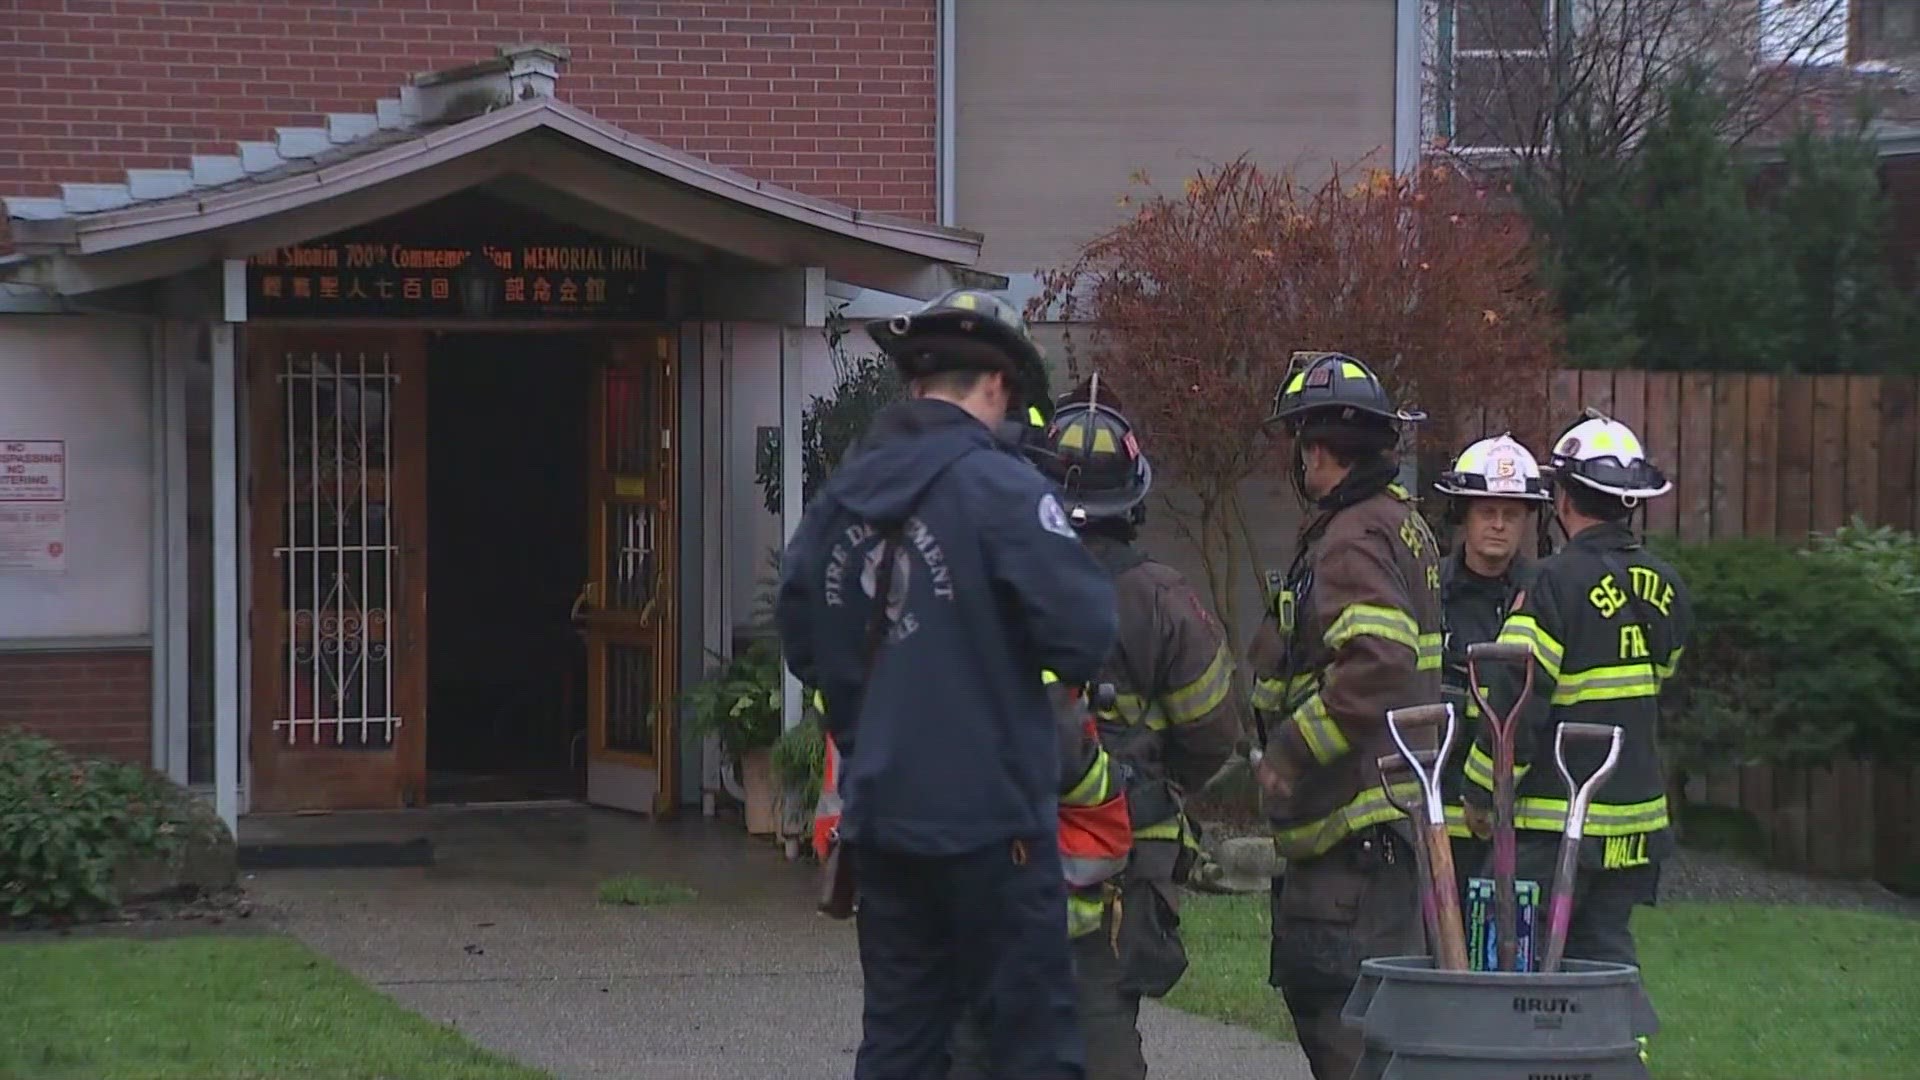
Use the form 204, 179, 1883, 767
595, 873, 698, 907
0, 934, 548, 1080
1168, 894, 1920, 1080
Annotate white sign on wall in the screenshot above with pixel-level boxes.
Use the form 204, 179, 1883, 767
0, 440, 67, 573
0, 322, 153, 638
0, 505, 66, 573
0, 440, 66, 502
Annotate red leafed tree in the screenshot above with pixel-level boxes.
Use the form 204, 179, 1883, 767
1030, 157, 1558, 641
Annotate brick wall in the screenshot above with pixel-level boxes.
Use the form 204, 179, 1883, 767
0, 0, 937, 217
0, 649, 152, 763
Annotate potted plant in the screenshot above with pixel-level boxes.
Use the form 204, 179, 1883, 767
769, 698, 829, 859
684, 638, 784, 834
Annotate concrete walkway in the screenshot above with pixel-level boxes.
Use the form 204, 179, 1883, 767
243, 805, 1309, 1080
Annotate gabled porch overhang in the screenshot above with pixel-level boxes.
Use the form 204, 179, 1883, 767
0, 96, 1003, 307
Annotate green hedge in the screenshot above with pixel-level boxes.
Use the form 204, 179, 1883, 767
1657, 524, 1920, 770
0, 728, 222, 925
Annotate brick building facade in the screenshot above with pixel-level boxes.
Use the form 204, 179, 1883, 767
0, 1, 946, 788
2, 0, 939, 237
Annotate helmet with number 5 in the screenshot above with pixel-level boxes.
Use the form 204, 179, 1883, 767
1436, 434, 1552, 503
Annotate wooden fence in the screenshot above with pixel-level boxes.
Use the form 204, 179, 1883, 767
1459, 370, 1920, 540
1683, 762, 1920, 884
1462, 371, 1920, 882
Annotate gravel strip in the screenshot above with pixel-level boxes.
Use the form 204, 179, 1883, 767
1657, 849, 1919, 917
1195, 821, 1920, 917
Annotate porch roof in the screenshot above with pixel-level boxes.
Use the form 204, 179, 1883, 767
0, 96, 1002, 300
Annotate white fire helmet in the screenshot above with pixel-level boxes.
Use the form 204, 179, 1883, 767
1434, 433, 1552, 502
1547, 410, 1673, 502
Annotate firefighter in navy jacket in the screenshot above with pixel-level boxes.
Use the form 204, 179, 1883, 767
775, 289, 1116, 1080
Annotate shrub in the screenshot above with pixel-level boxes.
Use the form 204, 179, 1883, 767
755, 325, 902, 516
1804, 516, 1920, 601
1657, 536, 1920, 770
0, 728, 216, 925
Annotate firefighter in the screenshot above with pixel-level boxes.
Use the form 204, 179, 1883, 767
776, 288, 1116, 1080
1462, 411, 1692, 977
1018, 375, 1242, 1080
951, 669, 1133, 1080
1246, 352, 1443, 1080
1432, 434, 1552, 904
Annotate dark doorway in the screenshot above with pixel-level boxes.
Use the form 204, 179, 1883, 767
426, 332, 593, 803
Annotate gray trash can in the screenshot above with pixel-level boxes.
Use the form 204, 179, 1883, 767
1341, 955, 1657, 1080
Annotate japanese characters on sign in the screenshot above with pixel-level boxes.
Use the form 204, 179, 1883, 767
246, 240, 666, 318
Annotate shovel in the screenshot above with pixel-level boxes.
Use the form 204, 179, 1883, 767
1379, 748, 1443, 959
1465, 639, 1535, 972
1540, 722, 1626, 974
1386, 702, 1470, 971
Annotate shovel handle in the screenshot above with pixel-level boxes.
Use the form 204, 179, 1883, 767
1465, 641, 1534, 974
1378, 751, 1444, 959
1376, 749, 1437, 816
1385, 703, 1456, 820
1465, 641, 1531, 664
1554, 723, 1626, 839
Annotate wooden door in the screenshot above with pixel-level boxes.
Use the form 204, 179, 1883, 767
247, 329, 429, 811
579, 333, 680, 815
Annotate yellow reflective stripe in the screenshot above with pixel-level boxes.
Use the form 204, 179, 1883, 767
1417, 632, 1443, 671
1551, 664, 1658, 706
1061, 749, 1113, 808
1655, 647, 1684, 682
1272, 782, 1417, 859
1097, 693, 1167, 730
1163, 644, 1235, 724
1028, 405, 1046, 428
1041, 669, 1060, 685
1444, 804, 1472, 839
1324, 603, 1420, 652
1133, 819, 1183, 842
1251, 677, 1290, 712
1498, 615, 1564, 682
1067, 891, 1109, 939
1291, 693, 1349, 765
1465, 744, 1532, 791
1512, 794, 1670, 835
809, 689, 825, 714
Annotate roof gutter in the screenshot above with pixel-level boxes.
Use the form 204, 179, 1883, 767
939, 0, 957, 226
1394, 0, 1422, 174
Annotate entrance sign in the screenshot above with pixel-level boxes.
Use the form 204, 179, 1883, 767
0, 440, 66, 502
247, 240, 668, 319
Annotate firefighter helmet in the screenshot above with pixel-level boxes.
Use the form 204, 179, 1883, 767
867, 289, 1048, 404
1435, 434, 1552, 502
1034, 376, 1152, 525
1267, 351, 1425, 428
1548, 410, 1672, 501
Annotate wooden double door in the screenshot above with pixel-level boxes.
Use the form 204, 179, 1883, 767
245, 328, 680, 813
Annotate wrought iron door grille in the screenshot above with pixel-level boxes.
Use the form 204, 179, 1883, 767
274, 350, 400, 749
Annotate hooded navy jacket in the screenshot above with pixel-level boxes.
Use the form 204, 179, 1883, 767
775, 398, 1117, 856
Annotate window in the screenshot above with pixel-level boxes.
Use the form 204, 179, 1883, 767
1851, 0, 1917, 63
1435, 0, 1561, 153
1759, 0, 1850, 65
